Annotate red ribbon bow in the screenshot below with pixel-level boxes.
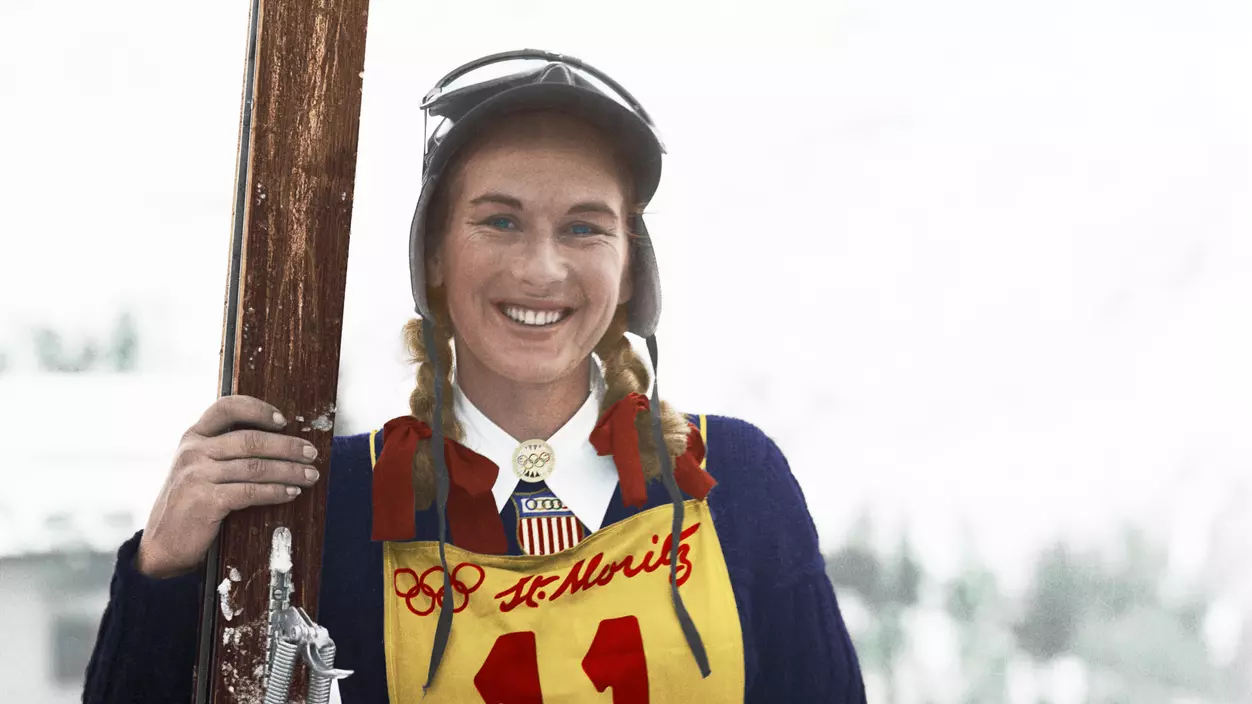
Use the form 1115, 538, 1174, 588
591, 394, 719, 508
590, 393, 653, 508
675, 423, 716, 500
371, 416, 507, 554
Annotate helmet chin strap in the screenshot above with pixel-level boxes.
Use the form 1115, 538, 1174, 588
645, 333, 712, 678
421, 319, 455, 694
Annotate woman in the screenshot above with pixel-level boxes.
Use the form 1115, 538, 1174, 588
84, 50, 865, 703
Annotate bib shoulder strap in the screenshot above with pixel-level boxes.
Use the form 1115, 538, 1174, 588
698, 414, 708, 470
684, 414, 709, 471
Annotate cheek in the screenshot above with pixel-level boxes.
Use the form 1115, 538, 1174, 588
436, 242, 494, 327
597, 259, 629, 302
602, 245, 632, 303
440, 240, 492, 292
617, 248, 634, 302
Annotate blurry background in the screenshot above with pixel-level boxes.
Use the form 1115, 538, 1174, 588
1, 0, 1249, 702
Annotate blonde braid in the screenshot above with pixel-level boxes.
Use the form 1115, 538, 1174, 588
594, 306, 691, 481
401, 291, 462, 509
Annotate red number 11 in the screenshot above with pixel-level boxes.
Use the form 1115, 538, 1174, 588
474, 616, 649, 703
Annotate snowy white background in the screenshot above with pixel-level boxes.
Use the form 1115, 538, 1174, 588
0, 0, 1249, 699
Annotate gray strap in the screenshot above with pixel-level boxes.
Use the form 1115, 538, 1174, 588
645, 334, 712, 677
421, 321, 454, 694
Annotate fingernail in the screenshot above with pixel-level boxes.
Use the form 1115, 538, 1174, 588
286, 486, 301, 497
274, 412, 287, 426
305, 468, 320, 482
303, 444, 318, 460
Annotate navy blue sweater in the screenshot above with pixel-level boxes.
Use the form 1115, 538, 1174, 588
83, 415, 865, 702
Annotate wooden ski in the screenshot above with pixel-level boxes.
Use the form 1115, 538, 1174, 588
193, 0, 370, 701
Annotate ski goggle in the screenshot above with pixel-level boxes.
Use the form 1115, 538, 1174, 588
417, 49, 667, 175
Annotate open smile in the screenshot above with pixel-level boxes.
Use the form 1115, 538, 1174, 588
497, 303, 574, 328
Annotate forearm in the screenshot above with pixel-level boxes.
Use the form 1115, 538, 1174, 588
746, 571, 866, 703
82, 531, 202, 703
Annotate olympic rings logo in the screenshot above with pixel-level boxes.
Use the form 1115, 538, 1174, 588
523, 497, 564, 511
517, 451, 552, 471
393, 563, 486, 617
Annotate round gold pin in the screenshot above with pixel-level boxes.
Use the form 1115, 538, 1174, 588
512, 439, 556, 483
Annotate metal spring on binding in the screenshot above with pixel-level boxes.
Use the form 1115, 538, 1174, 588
261, 527, 353, 703
306, 642, 338, 704
263, 640, 300, 704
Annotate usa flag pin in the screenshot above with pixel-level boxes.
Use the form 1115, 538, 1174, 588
512, 439, 556, 483
514, 489, 585, 556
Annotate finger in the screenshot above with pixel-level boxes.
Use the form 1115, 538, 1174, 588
203, 429, 317, 464
208, 458, 320, 487
214, 482, 303, 513
191, 395, 287, 438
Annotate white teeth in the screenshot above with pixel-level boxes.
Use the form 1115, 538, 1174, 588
504, 305, 567, 326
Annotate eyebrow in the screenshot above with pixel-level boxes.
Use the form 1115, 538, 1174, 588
468, 192, 524, 210
467, 193, 620, 219
566, 201, 619, 218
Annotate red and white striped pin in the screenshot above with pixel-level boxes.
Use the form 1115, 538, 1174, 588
514, 489, 584, 556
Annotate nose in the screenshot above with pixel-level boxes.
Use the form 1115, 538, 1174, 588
513, 233, 567, 292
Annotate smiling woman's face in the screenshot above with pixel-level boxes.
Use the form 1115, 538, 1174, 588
428, 111, 634, 388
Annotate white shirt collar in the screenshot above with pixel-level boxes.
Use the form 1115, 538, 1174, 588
452, 361, 620, 532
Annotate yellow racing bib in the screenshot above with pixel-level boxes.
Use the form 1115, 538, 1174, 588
382, 500, 744, 702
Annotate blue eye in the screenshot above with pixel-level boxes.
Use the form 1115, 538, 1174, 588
488, 216, 516, 230
569, 223, 600, 236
